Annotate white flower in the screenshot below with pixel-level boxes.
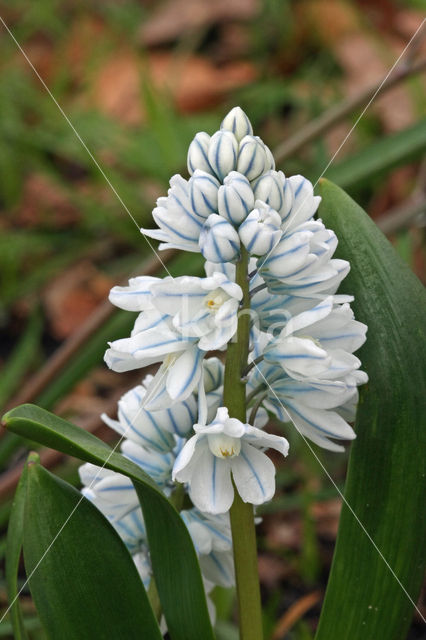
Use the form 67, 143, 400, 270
259, 219, 349, 296
217, 171, 255, 225
181, 509, 235, 587
264, 296, 367, 381
140, 174, 204, 252
237, 135, 275, 181
238, 201, 282, 256
150, 272, 242, 351
199, 214, 241, 263
220, 106, 253, 142
173, 407, 289, 514
101, 377, 198, 444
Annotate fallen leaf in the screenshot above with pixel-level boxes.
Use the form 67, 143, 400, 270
43, 261, 113, 339
15, 173, 79, 228
140, 0, 259, 47
90, 49, 256, 122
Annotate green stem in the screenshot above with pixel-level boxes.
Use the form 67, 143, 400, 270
223, 247, 263, 640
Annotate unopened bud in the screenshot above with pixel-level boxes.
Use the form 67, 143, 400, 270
217, 171, 254, 225
199, 214, 240, 263
220, 106, 253, 142
190, 170, 220, 218
187, 132, 213, 176
207, 131, 238, 182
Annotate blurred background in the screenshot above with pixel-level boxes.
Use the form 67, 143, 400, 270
0, 1, 425, 638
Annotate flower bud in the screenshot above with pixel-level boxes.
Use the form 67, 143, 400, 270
203, 357, 224, 392
220, 106, 253, 142
239, 201, 282, 256
207, 131, 238, 181
237, 135, 271, 181
199, 214, 240, 263
217, 171, 254, 225
187, 132, 213, 176
252, 170, 293, 220
189, 170, 220, 218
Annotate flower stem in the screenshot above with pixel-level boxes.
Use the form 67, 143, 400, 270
224, 247, 263, 640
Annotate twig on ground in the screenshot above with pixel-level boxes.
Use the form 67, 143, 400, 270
274, 57, 426, 164
271, 590, 321, 639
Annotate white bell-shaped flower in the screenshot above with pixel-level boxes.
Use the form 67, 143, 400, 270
199, 214, 241, 263
140, 174, 204, 252
217, 171, 255, 225
173, 407, 289, 514
239, 201, 282, 256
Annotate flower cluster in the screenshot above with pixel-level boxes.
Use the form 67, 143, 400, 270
79, 107, 367, 612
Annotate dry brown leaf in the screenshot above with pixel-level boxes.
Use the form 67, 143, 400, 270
296, 0, 362, 44
15, 173, 79, 228
43, 261, 113, 339
140, 0, 259, 47
150, 53, 256, 112
91, 50, 256, 122
91, 51, 143, 125
336, 33, 415, 132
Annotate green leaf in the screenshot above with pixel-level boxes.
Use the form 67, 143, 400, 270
22, 454, 162, 640
327, 118, 426, 189
3, 404, 215, 640
315, 179, 426, 640
5, 454, 34, 640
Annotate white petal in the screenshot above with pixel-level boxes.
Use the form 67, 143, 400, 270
188, 447, 234, 515
285, 400, 356, 441
166, 346, 204, 401
266, 336, 331, 378
243, 426, 289, 456
172, 434, 203, 480
200, 551, 235, 588
231, 442, 276, 505
283, 297, 333, 336
109, 276, 159, 311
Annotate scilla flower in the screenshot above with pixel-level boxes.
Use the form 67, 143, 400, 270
173, 407, 289, 514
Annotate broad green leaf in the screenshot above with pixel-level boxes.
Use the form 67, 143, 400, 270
3, 404, 215, 640
22, 454, 162, 640
327, 118, 426, 189
5, 454, 34, 640
315, 179, 426, 640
